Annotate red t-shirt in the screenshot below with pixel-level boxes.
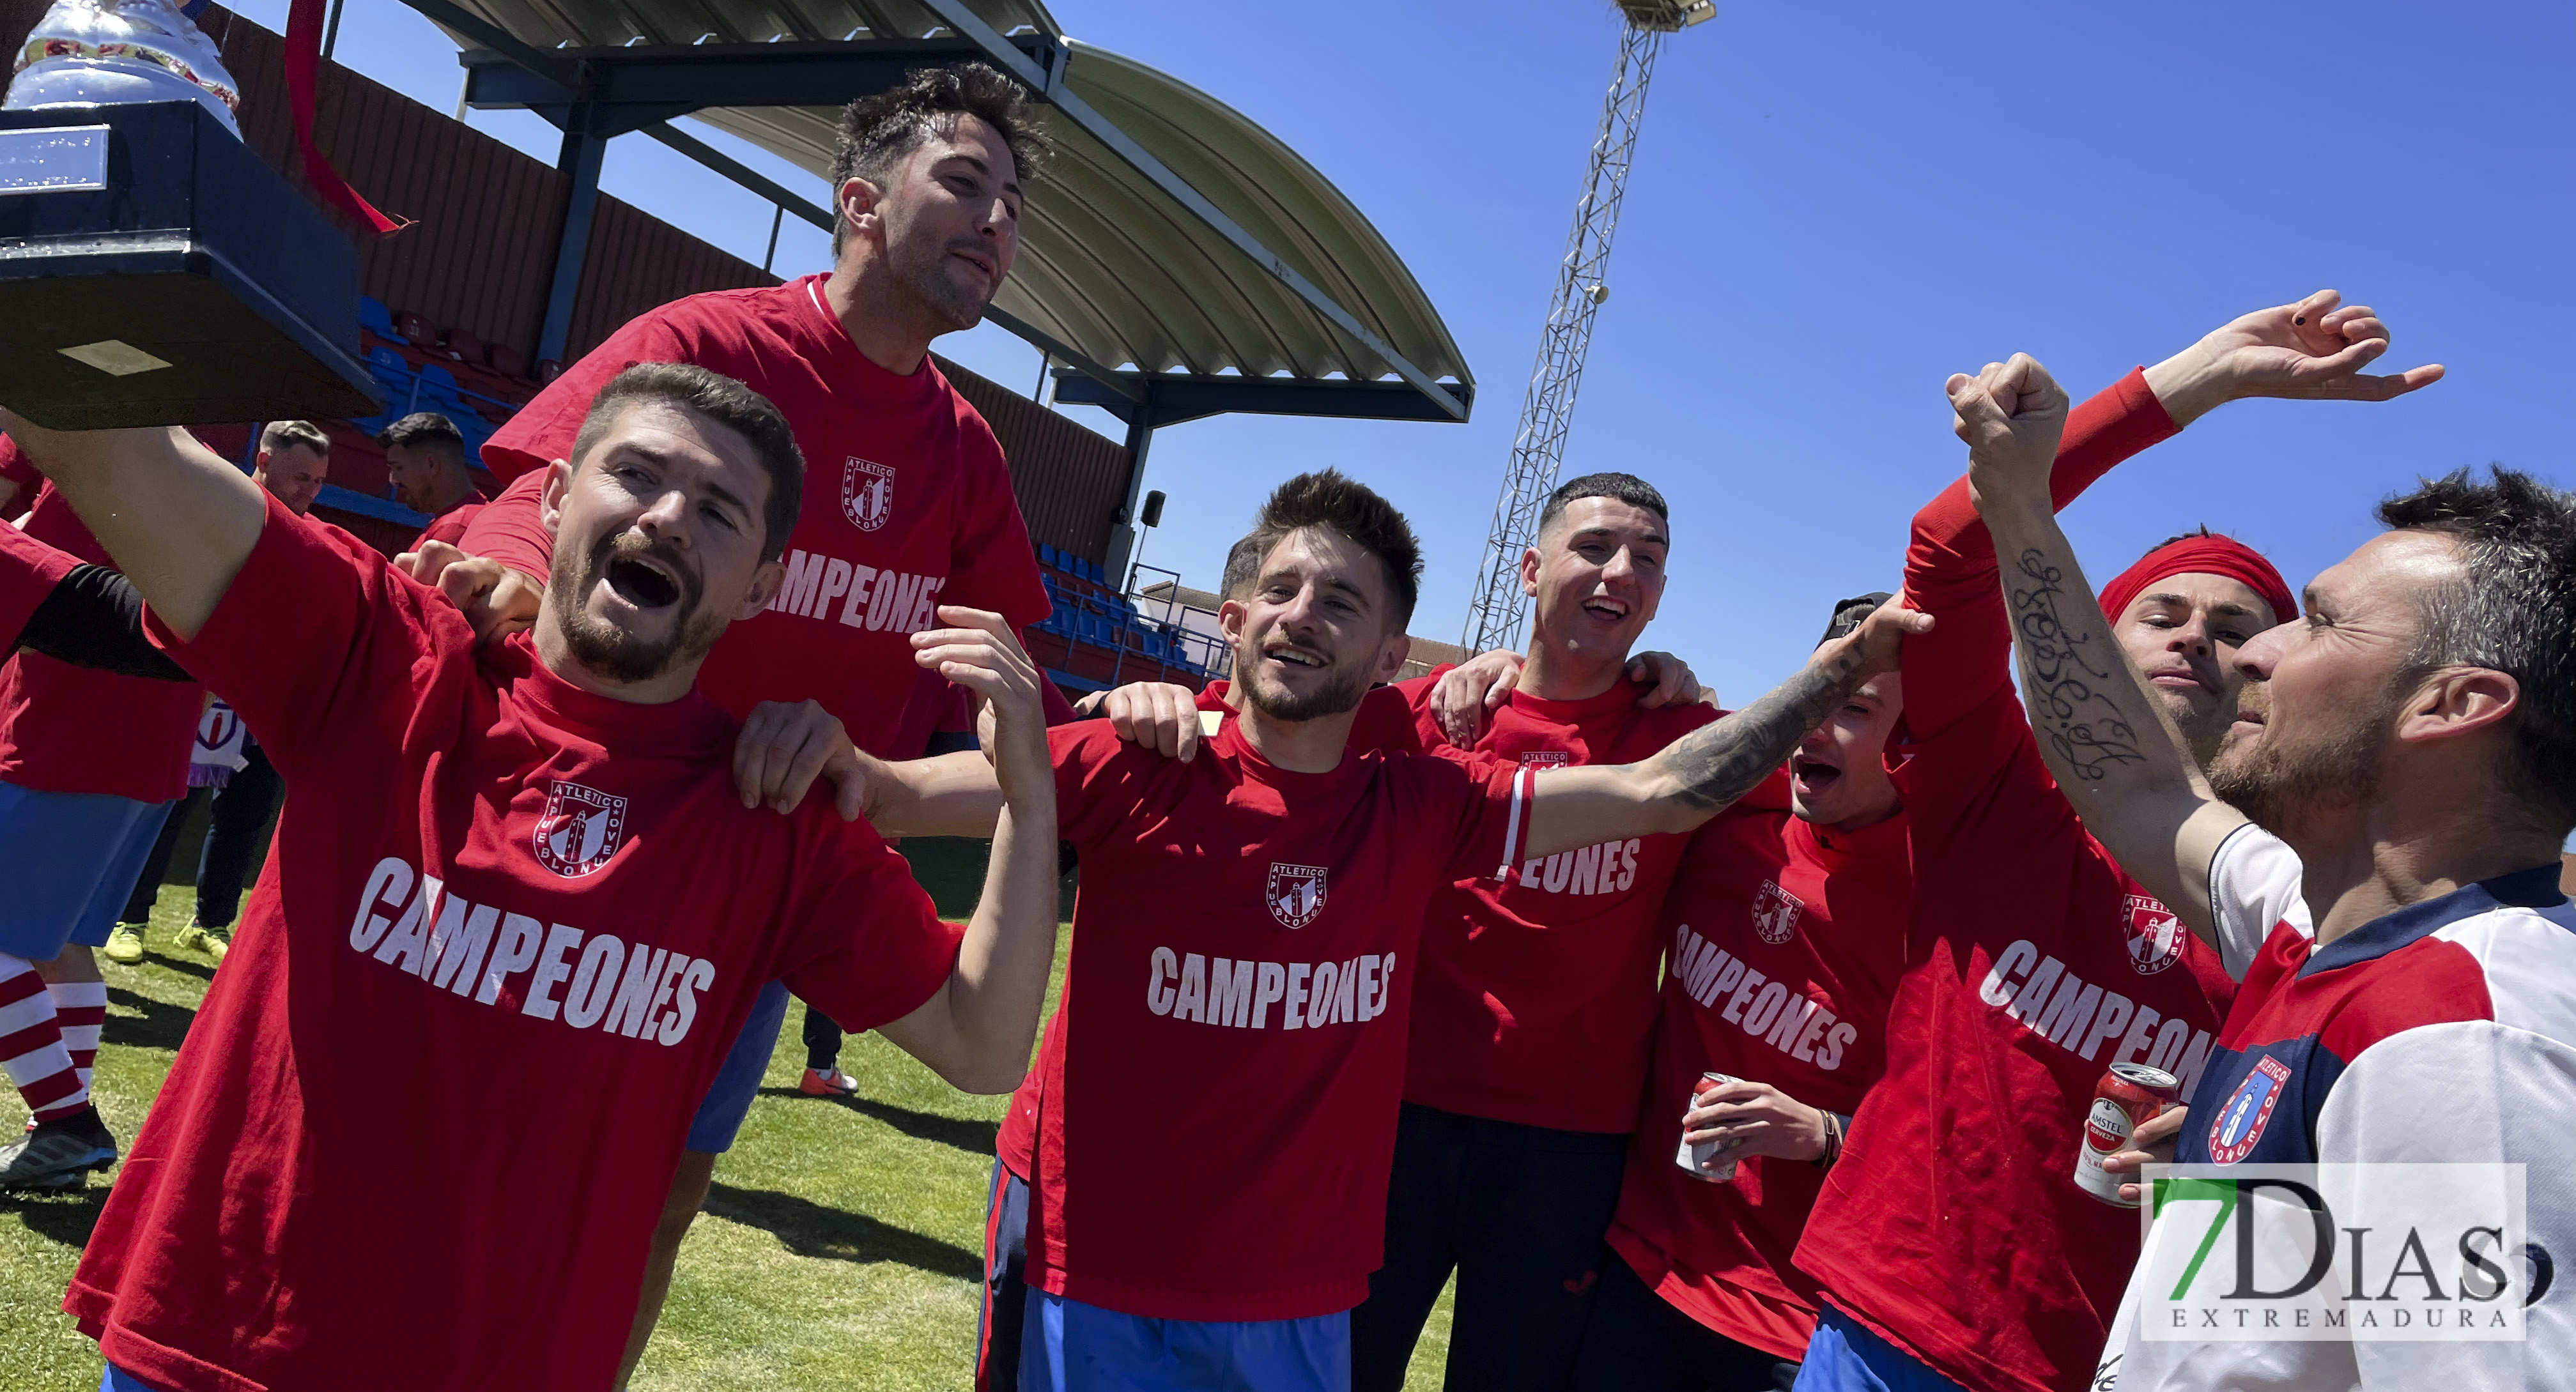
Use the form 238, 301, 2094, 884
1604, 806, 1910, 1361
411, 489, 490, 551
0, 514, 79, 652
1395, 673, 1721, 1131
1024, 715, 1535, 1321
0, 440, 203, 803
992, 678, 1421, 1178
1792, 370, 2239, 1392
459, 275, 1049, 757
66, 500, 964, 1392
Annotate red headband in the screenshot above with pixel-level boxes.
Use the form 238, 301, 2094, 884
2096, 534, 2299, 632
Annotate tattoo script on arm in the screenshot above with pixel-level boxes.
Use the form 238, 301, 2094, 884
1658, 641, 1872, 812
2009, 548, 2146, 781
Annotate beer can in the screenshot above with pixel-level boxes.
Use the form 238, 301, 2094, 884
1673, 1071, 1738, 1183
2074, 1061, 2182, 1206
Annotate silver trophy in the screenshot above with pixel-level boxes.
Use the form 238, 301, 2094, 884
6, 0, 242, 137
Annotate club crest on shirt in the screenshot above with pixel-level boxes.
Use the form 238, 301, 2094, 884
2124, 892, 2187, 975
1267, 863, 1328, 929
533, 781, 627, 878
1518, 751, 1571, 767
1750, 879, 1804, 944
840, 456, 895, 533
2207, 1053, 2292, 1163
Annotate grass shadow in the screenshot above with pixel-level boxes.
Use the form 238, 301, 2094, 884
2, 1180, 107, 1250
753, 1090, 999, 1156
103, 988, 196, 1053
703, 1181, 982, 1283
137, 952, 215, 984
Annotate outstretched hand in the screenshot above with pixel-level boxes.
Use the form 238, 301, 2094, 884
912, 606, 1050, 794
2147, 288, 2444, 426
1952, 353, 2072, 514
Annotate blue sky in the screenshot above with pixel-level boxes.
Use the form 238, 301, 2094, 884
236, 1, 2570, 705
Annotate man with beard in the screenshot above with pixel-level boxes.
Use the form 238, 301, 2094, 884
0, 362, 1065, 1391
1959, 356, 2576, 1387
1788, 292, 2441, 1392
837, 469, 1927, 1391
1573, 593, 1913, 1390
413, 64, 1065, 1379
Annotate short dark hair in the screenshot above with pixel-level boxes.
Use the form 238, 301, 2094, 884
1228, 470, 1423, 629
2377, 466, 2576, 834
1538, 471, 1668, 539
828, 63, 1051, 257
1819, 591, 1893, 647
569, 363, 805, 563
376, 412, 465, 459
259, 419, 328, 456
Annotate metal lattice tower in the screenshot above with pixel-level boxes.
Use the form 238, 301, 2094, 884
1462, 4, 1710, 654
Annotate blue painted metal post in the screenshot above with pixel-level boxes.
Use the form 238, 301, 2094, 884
537, 109, 608, 366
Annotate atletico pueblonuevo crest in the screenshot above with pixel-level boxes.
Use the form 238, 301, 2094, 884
1750, 878, 1804, 945
2123, 892, 2186, 975
840, 456, 895, 532
534, 780, 627, 878
1267, 863, 1328, 929
2207, 1053, 2292, 1163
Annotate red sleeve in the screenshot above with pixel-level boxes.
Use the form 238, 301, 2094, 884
775, 818, 966, 1034
454, 467, 553, 586
146, 497, 459, 779
1898, 367, 2178, 741
1049, 721, 1154, 850
1392, 667, 1449, 749
0, 521, 79, 650
941, 423, 1049, 634
0, 436, 40, 500
1417, 749, 1538, 884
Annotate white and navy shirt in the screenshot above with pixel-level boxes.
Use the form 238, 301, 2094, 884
2106, 825, 2576, 1390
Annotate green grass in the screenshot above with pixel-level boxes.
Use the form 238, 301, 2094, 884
1, 839, 1456, 1391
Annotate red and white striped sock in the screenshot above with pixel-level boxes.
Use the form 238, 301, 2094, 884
0, 953, 86, 1122
47, 979, 107, 1093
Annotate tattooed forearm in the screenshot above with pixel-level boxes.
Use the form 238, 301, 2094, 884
1653, 641, 1870, 812
2009, 548, 2145, 781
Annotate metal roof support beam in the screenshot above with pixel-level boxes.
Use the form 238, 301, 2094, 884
1102, 392, 1159, 585
913, 0, 1469, 424
458, 38, 1051, 119
1053, 371, 1471, 428
537, 107, 608, 366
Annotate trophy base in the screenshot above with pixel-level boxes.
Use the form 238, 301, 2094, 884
0, 101, 382, 430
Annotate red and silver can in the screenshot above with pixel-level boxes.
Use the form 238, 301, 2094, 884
1673, 1071, 1738, 1183
2074, 1061, 2181, 1206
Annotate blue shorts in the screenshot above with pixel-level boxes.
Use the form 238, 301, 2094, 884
104, 1363, 169, 1391
0, 783, 171, 961
1021, 1290, 1351, 1392
684, 979, 791, 1153
1791, 1307, 1969, 1392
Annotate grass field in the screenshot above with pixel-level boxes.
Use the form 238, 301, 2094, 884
0, 839, 1454, 1391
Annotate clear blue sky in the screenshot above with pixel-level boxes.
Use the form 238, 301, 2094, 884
236, 1, 2571, 705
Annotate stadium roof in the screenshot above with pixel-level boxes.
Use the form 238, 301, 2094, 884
401, 0, 1474, 431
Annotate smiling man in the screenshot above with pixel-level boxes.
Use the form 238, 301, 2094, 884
410, 63, 1065, 1379
842, 469, 1926, 1392
1349, 472, 1732, 1392
1957, 358, 2576, 1389
0, 363, 1063, 1392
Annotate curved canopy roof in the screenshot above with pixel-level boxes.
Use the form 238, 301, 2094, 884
413, 0, 1473, 424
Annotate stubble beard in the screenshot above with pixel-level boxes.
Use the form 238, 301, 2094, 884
545, 532, 725, 685
2206, 690, 2394, 834
1237, 646, 1368, 724
896, 236, 992, 335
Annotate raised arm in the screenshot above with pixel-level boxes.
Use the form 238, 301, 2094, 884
0, 416, 264, 640
1516, 599, 1929, 860
1955, 354, 2249, 938
872, 607, 1060, 1093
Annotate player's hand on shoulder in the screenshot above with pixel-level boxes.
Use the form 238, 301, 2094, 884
1952, 353, 2070, 512
1625, 650, 1704, 709
1101, 681, 1203, 761
735, 698, 876, 822
1683, 1078, 1830, 1165
1431, 648, 1523, 747
395, 541, 541, 647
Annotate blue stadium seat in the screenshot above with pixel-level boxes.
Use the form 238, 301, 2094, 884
359, 296, 403, 343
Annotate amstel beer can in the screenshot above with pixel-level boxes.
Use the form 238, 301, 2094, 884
2074, 1061, 2181, 1206
1673, 1071, 1738, 1183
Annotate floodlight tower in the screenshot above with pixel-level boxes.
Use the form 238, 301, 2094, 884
1461, 1, 1715, 654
